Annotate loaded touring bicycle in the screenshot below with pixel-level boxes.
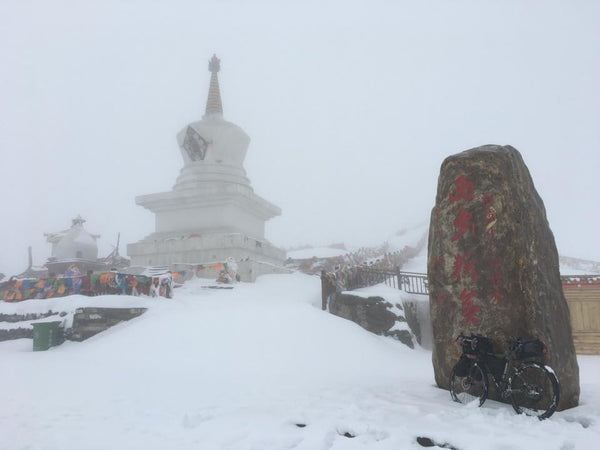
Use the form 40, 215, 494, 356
449, 333, 560, 420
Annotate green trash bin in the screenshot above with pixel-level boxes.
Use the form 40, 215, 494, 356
32, 321, 62, 351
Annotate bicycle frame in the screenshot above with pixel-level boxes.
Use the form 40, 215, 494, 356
481, 355, 515, 400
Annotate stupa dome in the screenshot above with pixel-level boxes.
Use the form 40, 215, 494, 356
176, 119, 250, 168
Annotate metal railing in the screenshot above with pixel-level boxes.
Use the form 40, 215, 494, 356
399, 271, 429, 295
325, 268, 600, 301
322, 266, 429, 297
345, 267, 398, 291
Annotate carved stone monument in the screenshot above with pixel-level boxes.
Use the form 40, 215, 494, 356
127, 55, 285, 280
427, 144, 579, 410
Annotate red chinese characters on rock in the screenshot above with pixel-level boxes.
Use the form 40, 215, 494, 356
447, 174, 480, 326
452, 252, 478, 283
459, 288, 480, 325
451, 209, 475, 242
449, 174, 474, 204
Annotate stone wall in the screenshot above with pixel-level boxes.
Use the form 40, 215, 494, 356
0, 311, 64, 342
0, 308, 146, 344
0, 327, 33, 341
69, 307, 147, 341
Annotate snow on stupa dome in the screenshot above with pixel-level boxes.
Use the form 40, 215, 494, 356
175, 55, 250, 170
46, 215, 99, 261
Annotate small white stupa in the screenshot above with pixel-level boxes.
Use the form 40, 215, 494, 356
127, 55, 285, 280
44, 215, 101, 274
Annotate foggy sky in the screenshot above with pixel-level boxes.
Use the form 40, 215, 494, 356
1, 0, 599, 276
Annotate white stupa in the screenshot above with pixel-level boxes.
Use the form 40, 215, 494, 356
127, 55, 285, 280
43, 215, 103, 274
46, 215, 99, 262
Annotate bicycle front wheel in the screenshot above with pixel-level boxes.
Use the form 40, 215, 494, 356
508, 361, 560, 420
449, 361, 488, 406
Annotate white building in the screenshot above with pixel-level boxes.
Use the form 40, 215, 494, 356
127, 55, 286, 280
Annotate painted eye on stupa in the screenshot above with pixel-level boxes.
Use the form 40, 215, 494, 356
183, 126, 208, 161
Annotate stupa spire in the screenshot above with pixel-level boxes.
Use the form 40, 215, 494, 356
204, 54, 223, 118
71, 215, 86, 227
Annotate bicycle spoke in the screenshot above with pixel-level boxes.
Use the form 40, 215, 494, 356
509, 362, 559, 419
450, 363, 488, 407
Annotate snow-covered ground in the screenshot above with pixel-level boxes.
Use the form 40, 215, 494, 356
1, 273, 599, 450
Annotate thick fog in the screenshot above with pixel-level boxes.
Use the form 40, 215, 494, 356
1, 0, 598, 276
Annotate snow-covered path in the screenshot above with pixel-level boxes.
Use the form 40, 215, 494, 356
1, 274, 598, 449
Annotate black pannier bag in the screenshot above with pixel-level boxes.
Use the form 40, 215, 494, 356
453, 355, 474, 377
510, 339, 547, 360
485, 355, 506, 381
461, 334, 493, 355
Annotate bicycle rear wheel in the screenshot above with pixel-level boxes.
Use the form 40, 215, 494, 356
449, 361, 488, 406
508, 361, 560, 420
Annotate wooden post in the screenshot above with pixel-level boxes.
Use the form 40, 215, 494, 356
321, 270, 328, 311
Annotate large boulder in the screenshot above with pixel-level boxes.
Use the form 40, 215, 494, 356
427, 145, 579, 410
328, 293, 414, 348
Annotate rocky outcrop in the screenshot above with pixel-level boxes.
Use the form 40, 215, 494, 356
0, 328, 33, 341
428, 145, 579, 410
328, 293, 414, 348
0, 311, 60, 323
70, 307, 146, 341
